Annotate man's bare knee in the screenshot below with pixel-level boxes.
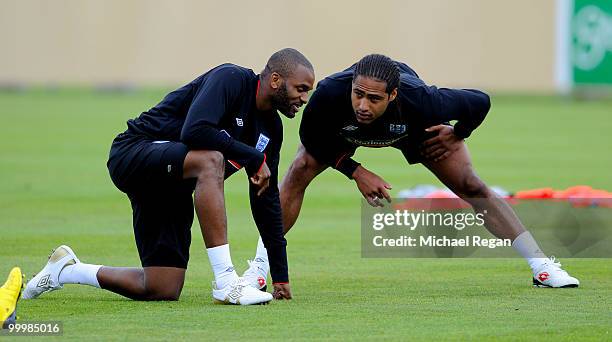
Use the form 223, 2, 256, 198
286, 146, 324, 184
290, 154, 312, 173
193, 150, 224, 171
142, 282, 183, 301
184, 150, 224, 179
140, 267, 185, 301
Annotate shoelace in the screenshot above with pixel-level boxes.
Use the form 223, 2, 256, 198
545, 256, 568, 275
228, 277, 250, 288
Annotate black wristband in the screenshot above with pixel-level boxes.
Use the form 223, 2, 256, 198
452, 123, 471, 139
335, 157, 361, 179
224, 139, 265, 175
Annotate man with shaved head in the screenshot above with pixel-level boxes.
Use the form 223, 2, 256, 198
23, 48, 315, 305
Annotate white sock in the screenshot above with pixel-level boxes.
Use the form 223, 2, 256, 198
255, 237, 269, 263
58, 263, 102, 288
207, 244, 238, 288
512, 231, 549, 273
253, 237, 270, 276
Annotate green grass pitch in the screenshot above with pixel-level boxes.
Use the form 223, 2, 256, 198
1, 89, 611, 340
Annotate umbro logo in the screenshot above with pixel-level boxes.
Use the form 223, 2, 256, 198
342, 125, 358, 131
253, 257, 265, 263
236, 118, 244, 126
225, 266, 235, 273
227, 285, 244, 300
37, 274, 51, 288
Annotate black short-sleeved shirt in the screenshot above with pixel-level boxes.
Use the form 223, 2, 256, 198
299, 62, 491, 178
120, 63, 289, 283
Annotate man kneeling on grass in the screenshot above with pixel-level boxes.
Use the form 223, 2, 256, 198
23, 48, 315, 305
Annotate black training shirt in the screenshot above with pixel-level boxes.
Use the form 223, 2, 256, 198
300, 62, 491, 178
124, 63, 289, 283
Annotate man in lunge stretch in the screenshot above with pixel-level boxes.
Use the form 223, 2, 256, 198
243, 54, 579, 289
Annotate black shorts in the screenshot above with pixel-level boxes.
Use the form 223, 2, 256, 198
107, 133, 194, 269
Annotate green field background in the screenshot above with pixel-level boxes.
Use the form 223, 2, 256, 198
1, 90, 611, 340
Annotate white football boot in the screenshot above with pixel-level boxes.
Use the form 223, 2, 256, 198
242, 258, 268, 291
532, 256, 580, 288
212, 277, 272, 305
22, 245, 80, 299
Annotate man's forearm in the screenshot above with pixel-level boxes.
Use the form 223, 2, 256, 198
181, 124, 265, 174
